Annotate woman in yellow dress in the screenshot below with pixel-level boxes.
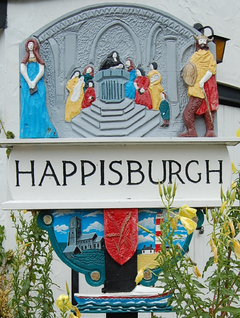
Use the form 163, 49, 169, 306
65, 70, 85, 122
148, 62, 164, 111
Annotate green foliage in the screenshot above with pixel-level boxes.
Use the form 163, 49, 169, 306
9, 211, 56, 318
0, 234, 9, 317
6, 131, 15, 139
144, 180, 240, 318
0, 119, 15, 157
0, 211, 56, 318
0, 225, 14, 318
234, 168, 240, 201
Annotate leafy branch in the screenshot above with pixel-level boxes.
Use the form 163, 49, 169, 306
136, 176, 240, 318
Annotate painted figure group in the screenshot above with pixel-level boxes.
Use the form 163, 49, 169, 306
99, 51, 170, 125
132, 61, 170, 126
65, 66, 96, 122
63, 51, 170, 124
20, 33, 218, 138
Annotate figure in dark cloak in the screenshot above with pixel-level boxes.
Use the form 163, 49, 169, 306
99, 51, 124, 70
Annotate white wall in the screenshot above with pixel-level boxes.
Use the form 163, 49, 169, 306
0, 1, 240, 317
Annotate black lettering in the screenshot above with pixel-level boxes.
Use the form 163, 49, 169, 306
148, 160, 158, 184
81, 160, 96, 185
39, 161, 60, 186
15, 160, 35, 187
108, 161, 123, 185
127, 160, 145, 185
206, 160, 223, 184
168, 160, 185, 184
185, 160, 201, 183
62, 161, 77, 186
148, 160, 167, 184
100, 160, 105, 186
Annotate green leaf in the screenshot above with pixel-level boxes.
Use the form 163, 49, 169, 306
220, 306, 240, 314
203, 256, 214, 274
191, 279, 205, 289
21, 278, 31, 296
6, 130, 15, 139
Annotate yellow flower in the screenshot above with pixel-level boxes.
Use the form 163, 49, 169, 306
135, 268, 145, 285
179, 205, 197, 219
210, 237, 214, 248
210, 238, 218, 263
233, 240, 240, 259
72, 306, 81, 317
170, 218, 177, 231
231, 181, 237, 189
220, 201, 227, 215
230, 189, 236, 203
213, 246, 218, 263
179, 216, 197, 235
231, 161, 237, 173
236, 128, 240, 137
56, 294, 72, 311
192, 266, 201, 278
222, 221, 230, 235
229, 220, 235, 237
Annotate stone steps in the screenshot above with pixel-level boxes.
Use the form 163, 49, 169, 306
71, 98, 160, 137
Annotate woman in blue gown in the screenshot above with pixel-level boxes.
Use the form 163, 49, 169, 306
125, 59, 136, 100
20, 38, 58, 138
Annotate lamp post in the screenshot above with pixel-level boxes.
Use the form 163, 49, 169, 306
193, 23, 229, 64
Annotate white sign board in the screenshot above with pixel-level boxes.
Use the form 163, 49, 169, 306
1, 138, 235, 210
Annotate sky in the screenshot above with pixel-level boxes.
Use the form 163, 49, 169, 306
52, 208, 189, 249
53, 209, 104, 242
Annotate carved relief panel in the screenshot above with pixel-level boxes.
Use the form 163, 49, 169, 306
19, 4, 215, 138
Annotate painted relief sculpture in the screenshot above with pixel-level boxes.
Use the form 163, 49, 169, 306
104, 209, 138, 266
82, 81, 96, 109
20, 4, 222, 137
103, 208, 138, 293
125, 59, 136, 100
37, 207, 204, 313
82, 66, 94, 92
134, 68, 152, 110
159, 92, 170, 127
180, 34, 219, 137
148, 62, 164, 110
99, 51, 124, 70
20, 38, 57, 138
65, 70, 85, 122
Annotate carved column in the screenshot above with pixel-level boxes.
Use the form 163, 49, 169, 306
164, 35, 179, 118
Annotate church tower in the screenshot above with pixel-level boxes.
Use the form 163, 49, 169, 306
67, 216, 81, 246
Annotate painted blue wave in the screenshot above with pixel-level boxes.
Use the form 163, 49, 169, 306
75, 295, 173, 313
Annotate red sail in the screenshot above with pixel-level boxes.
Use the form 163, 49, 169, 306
104, 209, 138, 265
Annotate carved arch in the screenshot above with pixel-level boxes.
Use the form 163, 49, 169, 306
146, 23, 163, 65
89, 20, 142, 66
